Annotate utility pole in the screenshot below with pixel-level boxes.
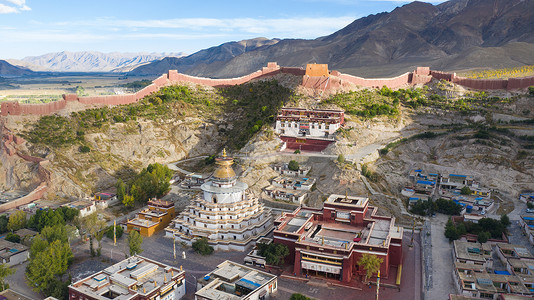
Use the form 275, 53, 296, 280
410, 218, 415, 247
376, 270, 380, 300
173, 232, 176, 260
114, 220, 116, 246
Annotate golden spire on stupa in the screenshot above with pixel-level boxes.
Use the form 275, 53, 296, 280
213, 148, 236, 180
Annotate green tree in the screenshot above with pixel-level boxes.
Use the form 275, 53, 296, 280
477, 231, 491, 243
0, 215, 8, 234
41, 224, 69, 244
500, 214, 511, 227
257, 242, 289, 266
288, 160, 300, 171
444, 218, 461, 241
0, 263, 15, 291
5, 233, 20, 243
116, 179, 126, 202
290, 294, 312, 300
81, 213, 107, 257
192, 237, 213, 255
122, 194, 135, 207
128, 231, 144, 256
528, 86, 534, 97
26, 239, 73, 296
357, 253, 383, 282
106, 225, 124, 240
337, 154, 345, 164
460, 186, 472, 195
7, 210, 26, 232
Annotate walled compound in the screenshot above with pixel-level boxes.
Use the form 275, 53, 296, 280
2, 63, 534, 117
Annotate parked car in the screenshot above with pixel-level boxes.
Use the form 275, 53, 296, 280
526, 208, 534, 213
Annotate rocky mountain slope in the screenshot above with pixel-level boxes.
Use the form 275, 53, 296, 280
132, 0, 534, 78
8, 51, 185, 72
131, 37, 279, 77
0, 60, 34, 77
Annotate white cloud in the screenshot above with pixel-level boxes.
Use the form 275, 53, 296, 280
6, 0, 26, 6
0, 3, 17, 13
1, 0, 30, 13
52, 16, 355, 39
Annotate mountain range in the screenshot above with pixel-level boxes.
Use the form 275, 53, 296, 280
3, 0, 534, 78
0, 60, 33, 77
132, 0, 534, 78
7, 51, 186, 73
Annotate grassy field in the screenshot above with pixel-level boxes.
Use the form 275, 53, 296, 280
459, 65, 534, 79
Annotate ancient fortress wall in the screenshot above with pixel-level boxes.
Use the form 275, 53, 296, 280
2, 63, 534, 117
0, 122, 51, 213
430, 70, 534, 90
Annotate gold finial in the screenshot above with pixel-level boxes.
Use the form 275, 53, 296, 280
143, 287, 146, 293
154, 281, 157, 287
222, 148, 227, 158
180, 265, 183, 271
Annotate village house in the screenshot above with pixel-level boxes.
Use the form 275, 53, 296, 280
127, 199, 175, 237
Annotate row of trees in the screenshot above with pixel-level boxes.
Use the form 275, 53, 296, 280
445, 215, 511, 242
410, 198, 463, 216
116, 163, 173, 207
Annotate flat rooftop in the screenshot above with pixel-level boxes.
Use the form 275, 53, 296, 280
453, 240, 492, 262
127, 217, 158, 228
325, 194, 368, 208
70, 256, 184, 300
196, 260, 276, 300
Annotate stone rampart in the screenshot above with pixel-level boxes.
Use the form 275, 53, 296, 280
338, 72, 413, 89
0, 122, 51, 212
430, 70, 534, 90
3, 63, 534, 117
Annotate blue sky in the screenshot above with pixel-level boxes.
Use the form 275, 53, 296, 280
0, 0, 446, 59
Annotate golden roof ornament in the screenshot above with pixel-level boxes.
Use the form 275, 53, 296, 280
213, 149, 236, 180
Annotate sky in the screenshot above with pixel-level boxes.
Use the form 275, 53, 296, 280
0, 0, 446, 59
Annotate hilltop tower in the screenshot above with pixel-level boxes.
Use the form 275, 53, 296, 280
165, 150, 273, 251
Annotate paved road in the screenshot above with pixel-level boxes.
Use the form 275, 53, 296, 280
425, 214, 456, 299
4, 261, 44, 300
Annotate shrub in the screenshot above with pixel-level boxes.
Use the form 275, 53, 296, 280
192, 237, 214, 255
79, 145, 91, 153
294, 149, 301, 154
529, 86, 534, 97
527, 202, 534, 209
337, 154, 345, 163
460, 186, 472, 195
288, 160, 299, 171
5, 232, 21, 243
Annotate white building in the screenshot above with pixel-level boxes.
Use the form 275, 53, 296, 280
0, 239, 29, 266
165, 150, 274, 251
195, 260, 277, 300
69, 255, 186, 300
274, 108, 344, 138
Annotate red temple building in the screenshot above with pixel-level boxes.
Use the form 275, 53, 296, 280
273, 194, 403, 282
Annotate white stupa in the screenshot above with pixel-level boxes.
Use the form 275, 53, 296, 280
165, 150, 273, 251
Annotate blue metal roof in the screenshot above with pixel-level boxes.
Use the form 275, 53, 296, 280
416, 180, 435, 185
450, 174, 467, 178
237, 278, 261, 290
523, 217, 534, 221
494, 270, 511, 275
414, 169, 422, 172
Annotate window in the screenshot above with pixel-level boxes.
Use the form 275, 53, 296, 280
234, 236, 236, 240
